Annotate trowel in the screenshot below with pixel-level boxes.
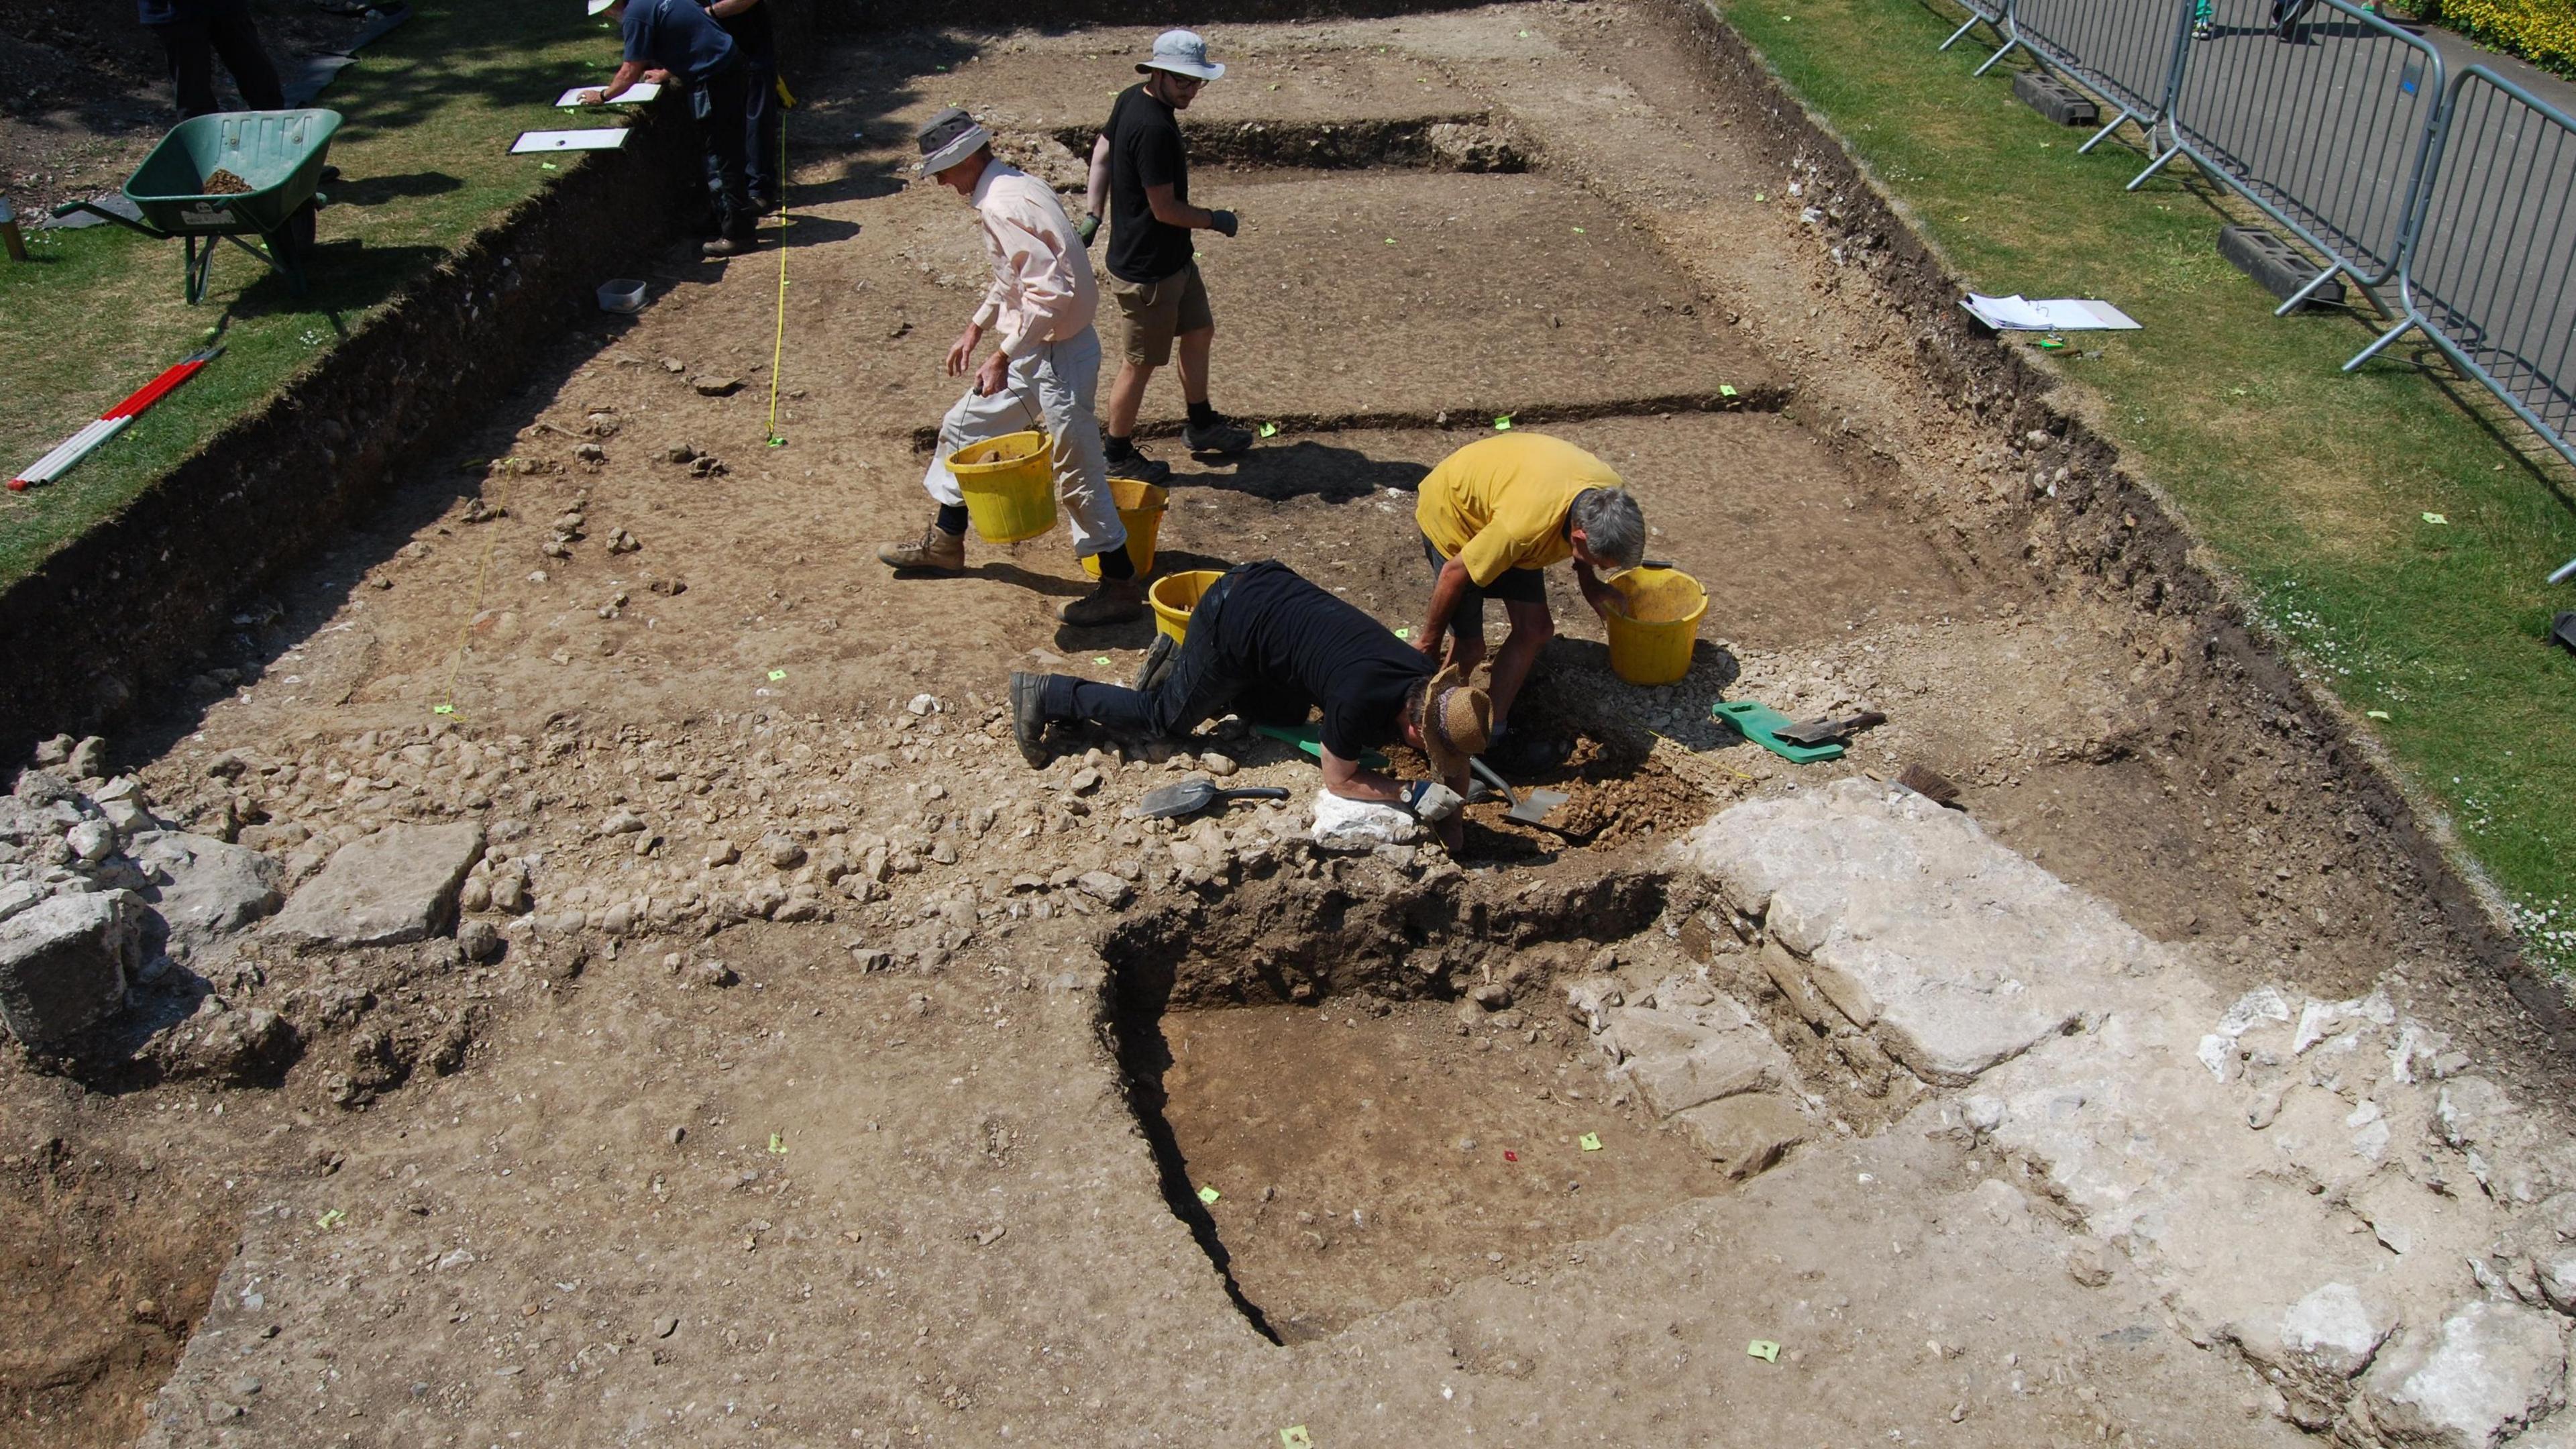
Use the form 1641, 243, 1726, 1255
1466, 757, 1573, 830
1134, 780, 1289, 820
1770, 710, 1886, 747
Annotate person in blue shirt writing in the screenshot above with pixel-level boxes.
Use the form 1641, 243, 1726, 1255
577, 0, 757, 257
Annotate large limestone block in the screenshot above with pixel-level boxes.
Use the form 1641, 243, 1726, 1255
1678, 1093, 1809, 1179
2278, 1282, 2396, 1380
268, 823, 485, 947
0, 890, 143, 1043
2357, 1299, 2568, 1449
1676, 780, 2160, 1084
1621, 1016, 1792, 1118
128, 831, 282, 959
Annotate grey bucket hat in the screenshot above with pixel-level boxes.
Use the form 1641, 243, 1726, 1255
914, 107, 991, 174
1139, 29, 1225, 81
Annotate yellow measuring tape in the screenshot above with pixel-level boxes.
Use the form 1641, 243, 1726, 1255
764, 79, 793, 447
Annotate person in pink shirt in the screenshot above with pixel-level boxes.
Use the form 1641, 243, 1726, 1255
879, 108, 1142, 627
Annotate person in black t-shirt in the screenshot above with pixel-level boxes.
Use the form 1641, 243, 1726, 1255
1008, 562, 1488, 849
1080, 30, 1257, 483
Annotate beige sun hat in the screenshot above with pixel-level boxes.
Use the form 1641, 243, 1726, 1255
1413, 662, 1493, 784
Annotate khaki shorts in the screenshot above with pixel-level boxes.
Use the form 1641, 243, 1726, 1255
1110, 263, 1215, 368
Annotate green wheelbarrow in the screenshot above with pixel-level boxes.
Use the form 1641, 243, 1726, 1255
52, 109, 343, 303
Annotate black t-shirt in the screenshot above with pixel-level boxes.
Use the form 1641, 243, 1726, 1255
700, 0, 773, 60
1102, 82, 1195, 285
1214, 562, 1432, 761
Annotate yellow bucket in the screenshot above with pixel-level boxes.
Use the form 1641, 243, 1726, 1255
1079, 477, 1169, 579
948, 431, 1056, 544
1603, 567, 1708, 686
1148, 570, 1224, 645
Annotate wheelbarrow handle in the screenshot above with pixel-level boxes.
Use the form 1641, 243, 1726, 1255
48, 200, 167, 239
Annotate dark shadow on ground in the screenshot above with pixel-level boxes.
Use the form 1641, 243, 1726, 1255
331, 170, 462, 205
1178, 438, 1430, 502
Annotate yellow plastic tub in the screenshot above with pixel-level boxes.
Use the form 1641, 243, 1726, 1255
1148, 570, 1224, 645
1079, 477, 1169, 579
1603, 567, 1708, 686
948, 431, 1056, 544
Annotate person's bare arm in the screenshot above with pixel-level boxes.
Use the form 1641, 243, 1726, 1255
583, 59, 648, 104
1320, 748, 1405, 803
1085, 134, 1110, 222
1572, 558, 1620, 618
1418, 557, 1477, 659
706, 0, 759, 15
1144, 181, 1218, 230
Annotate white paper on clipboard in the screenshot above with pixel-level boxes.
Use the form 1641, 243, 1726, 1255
557, 82, 661, 107
511, 128, 633, 154
1961, 292, 2141, 331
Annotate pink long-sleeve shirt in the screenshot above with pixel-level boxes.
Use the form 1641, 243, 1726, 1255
967, 162, 1099, 359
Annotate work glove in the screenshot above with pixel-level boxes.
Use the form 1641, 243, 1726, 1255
1402, 780, 1464, 824
1076, 212, 1099, 247
1208, 209, 1239, 238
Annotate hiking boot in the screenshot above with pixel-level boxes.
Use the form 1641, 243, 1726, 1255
1132, 631, 1176, 692
877, 523, 965, 573
701, 234, 755, 258
1104, 441, 1173, 485
1009, 672, 1053, 767
1183, 410, 1255, 455
1059, 578, 1146, 627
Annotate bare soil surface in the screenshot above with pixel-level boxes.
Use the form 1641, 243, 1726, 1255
3, 3, 2569, 1446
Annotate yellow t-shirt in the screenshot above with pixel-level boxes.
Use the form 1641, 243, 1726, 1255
1415, 433, 1627, 587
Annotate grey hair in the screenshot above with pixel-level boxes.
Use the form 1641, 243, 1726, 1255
1570, 488, 1646, 570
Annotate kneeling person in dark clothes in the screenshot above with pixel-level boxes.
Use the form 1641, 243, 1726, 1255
1009, 561, 1490, 850
580, 0, 757, 257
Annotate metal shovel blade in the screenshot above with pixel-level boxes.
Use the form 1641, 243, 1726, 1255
1467, 757, 1570, 824
1136, 781, 1290, 820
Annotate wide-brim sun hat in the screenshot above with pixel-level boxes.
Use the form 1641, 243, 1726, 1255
1413, 662, 1492, 784
1139, 28, 1225, 81
914, 107, 991, 174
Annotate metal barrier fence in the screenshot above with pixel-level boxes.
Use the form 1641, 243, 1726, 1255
1982, 0, 2195, 155
2135, 0, 2447, 312
1937, 0, 2008, 55
2349, 66, 2576, 476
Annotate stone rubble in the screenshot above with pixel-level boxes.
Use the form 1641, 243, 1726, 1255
1669, 778, 2576, 1448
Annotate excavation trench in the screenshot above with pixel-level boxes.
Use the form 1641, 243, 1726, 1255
1093, 862, 1924, 1343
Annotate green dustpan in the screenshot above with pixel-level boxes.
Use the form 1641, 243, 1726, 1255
1712, 699, 1845, 764
1251, 722, 1387, 769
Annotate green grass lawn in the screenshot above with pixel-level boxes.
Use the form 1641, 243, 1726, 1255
1711, 0, 2576, 969
0, 0, 635, 586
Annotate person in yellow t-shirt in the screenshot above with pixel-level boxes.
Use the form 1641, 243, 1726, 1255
1413, 431, 1646, 771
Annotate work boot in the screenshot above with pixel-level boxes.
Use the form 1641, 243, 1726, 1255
1131, 631, 1176, 692
877, 523, 965, 573
1059, 577, 1146, 627
1008, 672, 1053, 767
701, 233, 755, 258
1104, 438, 1173, 485
1183, 409, 1256, 455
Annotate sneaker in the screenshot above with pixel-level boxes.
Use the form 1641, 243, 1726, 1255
701, 234, 755, 258
1104, 441, 1173, 485
1059, 578, 1146, 627
877, 523, 965, 573
1009, 672, 1053, 767
1132, 631, 1176, 692
1183, 410, 1255, 455
2192, 19, 2212, 36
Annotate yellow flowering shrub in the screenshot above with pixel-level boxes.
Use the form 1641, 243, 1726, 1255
2430, 0, 2576, 80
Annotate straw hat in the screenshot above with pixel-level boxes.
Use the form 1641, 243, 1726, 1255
1412, 663, 1492, 784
